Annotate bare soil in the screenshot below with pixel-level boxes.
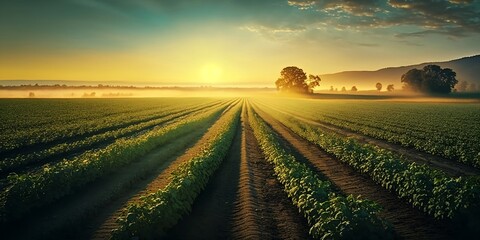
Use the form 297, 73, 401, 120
256, 102, 479, 177
2, 125, 210, 240
86, 102, 240, 240
164, 102, 311, 240
1, 101, 231, 240
252, 103, 453, 240
0, 100, 228, 178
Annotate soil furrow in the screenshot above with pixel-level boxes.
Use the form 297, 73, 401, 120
1, 100, 225, 160
0, 100, 231, 179
254, 101, 479, 177
240, 105, 310, 240
163, 102, 310, 240
252, 104, 452, 240
3, 124, 211, 240
85, 101, 240, 240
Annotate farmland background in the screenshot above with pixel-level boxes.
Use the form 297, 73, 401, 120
1, 96, 479, 239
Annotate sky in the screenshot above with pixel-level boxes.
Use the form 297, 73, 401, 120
0, 0, 479, 85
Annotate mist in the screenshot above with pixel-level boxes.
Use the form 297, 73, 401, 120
0, 88, 277, 99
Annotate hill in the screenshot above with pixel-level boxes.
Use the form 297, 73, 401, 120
319, 55, 480, 90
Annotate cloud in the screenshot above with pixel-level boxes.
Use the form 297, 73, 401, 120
289, 0, 385, 16
286, 0, 480, 38
240, 24, 307, 41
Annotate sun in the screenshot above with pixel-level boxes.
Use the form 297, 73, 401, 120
200, 63, 223, 84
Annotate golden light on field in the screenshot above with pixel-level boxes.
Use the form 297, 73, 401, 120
200, 63, 223, 84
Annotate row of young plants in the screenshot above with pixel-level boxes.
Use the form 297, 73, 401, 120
247, 105, 394, 239
1, 98, 222, 154
256, 98, 480, 168
0, 100, 231, 175
112, 102, 242, 239
1, 102, 173, 153
256, 104, 480, 221
0, 98, 171, 132
0, 103, 230, 223
309, 111, 479, 168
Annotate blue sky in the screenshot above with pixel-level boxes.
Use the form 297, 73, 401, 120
1, 0, 479, 84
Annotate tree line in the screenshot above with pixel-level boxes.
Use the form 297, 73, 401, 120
275, 64, 476, 94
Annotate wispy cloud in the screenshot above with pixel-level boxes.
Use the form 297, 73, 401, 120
286, 0, 480, 38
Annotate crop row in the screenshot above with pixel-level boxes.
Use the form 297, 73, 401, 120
0, 102, 229, 222
255, 98, 480, 168
255, 103, 480, 221
0, 100, 232, 175
247, 104, 393, 239
112, 101, 242, 239
1, 98, 223, 154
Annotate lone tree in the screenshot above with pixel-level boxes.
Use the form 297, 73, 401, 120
351, 86, 358, 92
401, 65, 458, 94
387, 84, 394, 92
376, 82, 382, 91
275, 66, 321, 93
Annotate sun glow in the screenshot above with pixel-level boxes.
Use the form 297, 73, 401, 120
200, 63, 223, 84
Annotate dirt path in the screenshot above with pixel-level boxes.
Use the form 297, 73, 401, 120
164, 102, 311, 240
252, 104, 453, 240
254, 101, 479, 177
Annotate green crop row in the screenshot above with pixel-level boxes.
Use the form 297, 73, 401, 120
257, 104, 480, 221
247, 106, 394, 239
0, 103, 228, 223
1, 98, 222, 154
254, 98, 480, 168
112, 102, 241, 239
0, 100, 230, 175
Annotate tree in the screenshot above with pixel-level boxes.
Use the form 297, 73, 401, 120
376, 82, 382, 91
401, 65, 458, 94
387, 84, 394, 92
307, 74, 321, 93
351, 86, 358, 92
341, 86, 346, 92
275, 66, 320, 93
330, 86, 334, 91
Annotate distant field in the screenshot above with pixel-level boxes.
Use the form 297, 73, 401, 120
1, 97, 479, 239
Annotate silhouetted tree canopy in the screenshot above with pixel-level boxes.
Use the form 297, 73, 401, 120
387, 84, 394, 92
341, 86, 346, 92
351, 86, 357, 92
275, 66, 321, 93
401, 65, 458, 94
376, 82, 382, 91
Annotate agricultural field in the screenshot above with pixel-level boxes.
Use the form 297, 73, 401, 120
1, 97, 479, 240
